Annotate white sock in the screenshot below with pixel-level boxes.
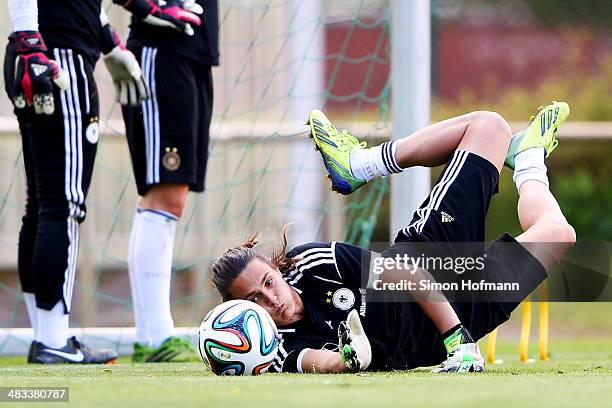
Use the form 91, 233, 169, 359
128, 208, 177, 348
128, 207, 146, 346
37, 301, 68, 349
513, 147, 549, 191
350, 141, 402, 181
23, 292, 38, 339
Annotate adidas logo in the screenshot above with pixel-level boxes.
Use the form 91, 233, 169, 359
441, 211, 454, 223
31, 63, 49, 77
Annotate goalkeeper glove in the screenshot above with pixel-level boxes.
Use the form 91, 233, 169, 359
176, 0, 203, 15
442, 324, 475, 355
338, 310, 372, 372
432, 343, 485, 373
433, 324, 485, 373
101, 25, 149, 107
114, 0, 202, 36
10, 31, 69, 115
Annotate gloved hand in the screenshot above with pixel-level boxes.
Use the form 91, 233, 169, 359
104, 46, 149, 106
432, 343, 485, 373
338, 310, 372, 372
100, 25, 149, 107
115, 0, 202, 36
442, 324, 475, 355
179, 0, 203, 15
11, 31, 69, 115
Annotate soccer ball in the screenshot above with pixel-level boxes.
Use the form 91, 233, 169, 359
198, 300, 279, 375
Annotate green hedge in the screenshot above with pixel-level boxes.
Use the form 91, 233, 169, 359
432, 56, 612, 122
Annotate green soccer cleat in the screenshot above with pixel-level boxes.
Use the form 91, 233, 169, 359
132, 336, 200, 363
307, 109, 368, 195
132, 342, 154, 363
505, 101, 570, 169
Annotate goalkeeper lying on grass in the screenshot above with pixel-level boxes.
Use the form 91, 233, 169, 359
210, 102, 575, 373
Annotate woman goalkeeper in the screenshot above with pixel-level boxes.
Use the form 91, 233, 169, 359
210, 102, 575, 373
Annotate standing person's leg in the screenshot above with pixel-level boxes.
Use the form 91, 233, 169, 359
16, 115, 40, 344
123, 47, 210, 362
5, 38, 39, 344
24, 48, 116, 363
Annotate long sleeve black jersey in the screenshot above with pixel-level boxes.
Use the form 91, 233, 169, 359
126, 0, 219, 66
37, 0, 108, 64
271, 242, 447, 373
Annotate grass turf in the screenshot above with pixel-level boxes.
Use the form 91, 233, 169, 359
0, 338, 610, 408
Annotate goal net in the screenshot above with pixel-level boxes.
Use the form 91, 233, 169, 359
0, 0, 391, 354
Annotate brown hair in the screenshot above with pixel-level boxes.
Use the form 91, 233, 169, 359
211, 225, 300, 301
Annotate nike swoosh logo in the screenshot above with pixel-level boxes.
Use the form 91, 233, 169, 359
43, 348, 84, 362
325, 321, 333, 330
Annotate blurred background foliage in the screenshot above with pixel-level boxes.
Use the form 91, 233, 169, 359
527, 0, 612, 28
431, 56, 612, 122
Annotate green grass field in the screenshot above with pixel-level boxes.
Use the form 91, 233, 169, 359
1, 338, 611, 408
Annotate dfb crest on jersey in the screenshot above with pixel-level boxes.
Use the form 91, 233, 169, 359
85, 120, 99, 144
332, 288, 355, 310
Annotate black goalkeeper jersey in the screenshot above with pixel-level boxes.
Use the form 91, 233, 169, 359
270, 242, 448, 373
126, 0, 219, 66
38, 0, 107, 64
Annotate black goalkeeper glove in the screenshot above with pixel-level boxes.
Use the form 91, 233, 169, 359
10, 31, 69, 115
115, 0, 202, 36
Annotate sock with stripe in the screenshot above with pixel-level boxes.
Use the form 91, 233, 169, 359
350, 141, 402, 181
37, 301, 68, 349
128, 208, 177, 348
512, 147, 548, 192
23, 292, 38, 339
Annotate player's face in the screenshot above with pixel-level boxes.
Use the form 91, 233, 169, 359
228, 258, 303, 327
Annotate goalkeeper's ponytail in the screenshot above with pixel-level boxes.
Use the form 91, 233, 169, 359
211, 224, 299, 300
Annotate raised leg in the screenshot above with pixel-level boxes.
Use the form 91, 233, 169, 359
308, 109, 512, 195
394, 110, 512, 172
514, 180, 576, 270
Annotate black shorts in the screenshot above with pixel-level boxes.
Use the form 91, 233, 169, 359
122, 47, 213, 195
383, 150, 547, 342
395, 149, 499, 243
454, 233, 548, 341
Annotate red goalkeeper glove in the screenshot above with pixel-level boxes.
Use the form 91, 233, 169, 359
11, 31, 69, 115
115, 0, 202, 36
